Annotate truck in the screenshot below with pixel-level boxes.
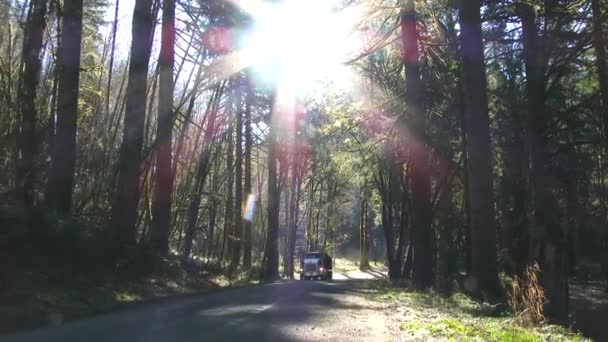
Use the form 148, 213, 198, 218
299, 251, 332, 280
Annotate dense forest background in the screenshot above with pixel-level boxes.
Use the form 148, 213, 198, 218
1, 0, 608, 330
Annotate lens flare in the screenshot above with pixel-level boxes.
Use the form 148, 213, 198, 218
243, 193, 257, 222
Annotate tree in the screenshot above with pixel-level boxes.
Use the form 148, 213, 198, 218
222, 121, 234, 262
109, 0, 155, 251
592, 0, 608, 139
16, 0, 48, 208
229, 79, 243, 272
150, 0, 176, 255
458, 0, 500, 297
401, 0, 433, 290
263, 100, 280, 280
359, 188, 370, 270
592, 0, 608, 286
46, 0, 84, 217
518, 2, 569, 322
243, 77, 253, 269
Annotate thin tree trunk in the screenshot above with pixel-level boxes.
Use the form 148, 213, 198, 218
285, 161, 298, 278
359, 191, 370, 270
223, 123, 234, 265
396, 176, 409, 275
105, 0, 119, 119
230, 81, 243, 272
243, 77, 253, 269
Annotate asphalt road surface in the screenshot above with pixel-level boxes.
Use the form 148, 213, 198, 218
2, 273, 389, 342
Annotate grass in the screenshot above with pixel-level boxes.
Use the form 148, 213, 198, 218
371, 282, 588, 341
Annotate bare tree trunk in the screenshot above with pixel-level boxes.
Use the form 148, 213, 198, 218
401, 0, 433, 289
46, 0, 83, 216
16, 0, 47, 207
592, 0, 608, 141
359, 191, 370, 270
519, 2, 568, 322
459, 0, 500, 297
229, 80, 243, 272
285, 162, 298, 278
207, 154, 221, 258
263, 101, 280, 280
109, 0, 155, 252
150, 0, 175, 255
223, 123, 234, 264
243, 77, 253, 269
592, 0, 608, 289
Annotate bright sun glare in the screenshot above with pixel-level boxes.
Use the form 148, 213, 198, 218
218, 0, 362, 94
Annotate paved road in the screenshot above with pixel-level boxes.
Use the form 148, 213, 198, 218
2, 276, 389, 342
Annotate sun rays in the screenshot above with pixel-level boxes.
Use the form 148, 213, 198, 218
204, 0, 364, 96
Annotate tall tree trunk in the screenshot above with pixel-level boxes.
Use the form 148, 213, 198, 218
262, 103, 280, 280
359, 193, 370, 270
109, 0, 155, 251
223, 124, 234, 264
401, 0, 433, 289
46, 0, 83, 216
230, 80, 243, 272
243, 77, 253, 269
459, 0, 500, 297
593, 0, 608, 141
16, 0, 47, 207
592, 0, 608, 289
207, 148, 222, 258
459, 77, 472, 276
150, 0, 175, 255
285, 162, 298, 278
518, 3, 569, 322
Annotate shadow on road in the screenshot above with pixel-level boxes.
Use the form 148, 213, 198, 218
4, 279, 381, 342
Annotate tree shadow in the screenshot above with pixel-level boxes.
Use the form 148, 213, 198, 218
570, 281, 608, 341
3, 280, 378, 342
364, 269, 387, 280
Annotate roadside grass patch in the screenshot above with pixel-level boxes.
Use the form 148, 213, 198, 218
372, 281, 587, 341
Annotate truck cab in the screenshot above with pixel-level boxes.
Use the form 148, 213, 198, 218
299, 251, 332, 280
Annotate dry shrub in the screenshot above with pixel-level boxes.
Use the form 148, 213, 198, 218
508, 262, 546, 326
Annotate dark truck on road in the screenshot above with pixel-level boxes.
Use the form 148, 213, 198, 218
299, 251, 332, 280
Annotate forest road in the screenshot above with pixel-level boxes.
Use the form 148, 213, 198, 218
2, 276, 391, 342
